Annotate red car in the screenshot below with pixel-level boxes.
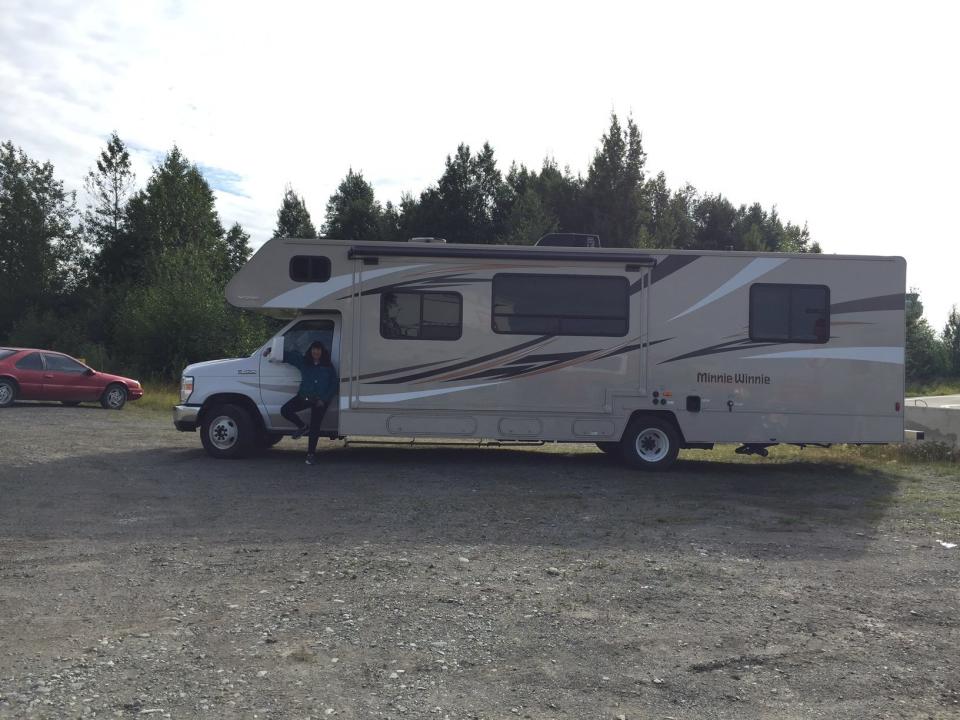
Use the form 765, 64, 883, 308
0, 347, 143, 409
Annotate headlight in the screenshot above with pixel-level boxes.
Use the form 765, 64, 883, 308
180, 375, 194, 404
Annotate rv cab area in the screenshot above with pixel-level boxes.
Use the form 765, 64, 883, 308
173, 237, 907, 470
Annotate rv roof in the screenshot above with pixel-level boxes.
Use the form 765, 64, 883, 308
348, 243, 657, 265
278, 238, 903, 264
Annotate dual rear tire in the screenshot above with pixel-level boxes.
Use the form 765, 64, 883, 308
597, 416, 681, 471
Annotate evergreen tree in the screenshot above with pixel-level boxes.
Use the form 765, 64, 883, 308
273, 186, 317, 239
84, 132, 135, 263
905, 290, 947, 383
322, 169, 382, 240
224, 222, 252, 274
943, 305, 960, 376
0, 141, 80, 339
411, 143, 509, 243
584, 113, 650, 247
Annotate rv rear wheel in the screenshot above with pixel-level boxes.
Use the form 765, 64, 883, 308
201, 403, 256, 459
621, 416, 680, 471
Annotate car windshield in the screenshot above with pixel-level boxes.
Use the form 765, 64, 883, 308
0, 349, 16, 360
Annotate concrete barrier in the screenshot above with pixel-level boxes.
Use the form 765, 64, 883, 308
905, 407, 960, 447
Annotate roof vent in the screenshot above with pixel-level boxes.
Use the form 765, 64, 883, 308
408, 237, 447, 243
535, 233, 601, 248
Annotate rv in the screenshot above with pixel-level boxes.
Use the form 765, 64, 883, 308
173, 238, 906, 470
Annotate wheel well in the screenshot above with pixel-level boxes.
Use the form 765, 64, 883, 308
199, 394, 265, 434
0, 375, 18, 390
625, 410, 686, 444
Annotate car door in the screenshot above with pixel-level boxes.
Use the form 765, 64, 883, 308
41, 353, 98, 401
13, 352, 47, 399
259, 317, 340, 432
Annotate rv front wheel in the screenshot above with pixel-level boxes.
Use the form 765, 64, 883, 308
621, 417, 680, 471
201, 403, 255, 459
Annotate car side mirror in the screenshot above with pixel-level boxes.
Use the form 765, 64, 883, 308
268, 336, 285, 362
84, 368, 95, 376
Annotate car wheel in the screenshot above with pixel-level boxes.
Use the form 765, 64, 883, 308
61, 401, 82, 406
100, 384, 127, 410
595, 441, 619, 455
201, 403, 255, 459
620, 416, 680, 471
0, 379, 16, 407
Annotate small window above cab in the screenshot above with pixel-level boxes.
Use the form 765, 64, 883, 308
289, 255, 332, 283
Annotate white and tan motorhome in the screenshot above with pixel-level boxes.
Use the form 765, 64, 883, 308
173, 237, 906, 469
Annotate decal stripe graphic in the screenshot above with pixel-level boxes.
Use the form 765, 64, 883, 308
629, 255, 701, 294
830, 293, 905, 314
265, 265, 427, 308
358, 358, 458, 381
743, 346, 904, 364
368, 336, 553, 385
359, 382, 502, 404
669, 258, 787, 321
657, 338, 780, 365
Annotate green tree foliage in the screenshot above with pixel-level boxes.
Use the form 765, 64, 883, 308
584, 114, 649, 247
905, 290, 947, 383
98, 146, 228, 285
84, 132, 135, 272
322, 169, 383, 240
409, 143, 510, 243
224, 222, 253, 274
112, 248, 267, 377
273, 186, 317, 239
943, 305, 960, 376
0, 141, 82, 338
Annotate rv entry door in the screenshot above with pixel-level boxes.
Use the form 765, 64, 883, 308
259, 316, 341, 433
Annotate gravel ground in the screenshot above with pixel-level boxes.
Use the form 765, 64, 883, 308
1, 403, 959, 719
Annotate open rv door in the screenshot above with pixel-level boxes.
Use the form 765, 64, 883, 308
259, 316, 342, 434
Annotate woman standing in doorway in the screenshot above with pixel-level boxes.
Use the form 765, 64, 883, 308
270, 340, 337, 465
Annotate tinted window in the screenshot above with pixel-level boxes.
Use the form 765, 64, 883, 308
0, 349, 15, 360
283, 319, 335, 359
381, 292, 462, 340
43, 354, 87, 372
750, 284, 829, 343
289, 255, 332, 283
15, 352, 43, 370
492, 274, 629, 336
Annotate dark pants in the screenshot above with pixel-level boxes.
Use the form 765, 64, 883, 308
280, 396, 328, 454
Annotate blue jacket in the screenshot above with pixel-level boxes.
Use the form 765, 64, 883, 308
283, 351, 337, 402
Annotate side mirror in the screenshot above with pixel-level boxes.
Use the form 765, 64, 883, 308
268, 336, 285, 362
84, 368, 95, 376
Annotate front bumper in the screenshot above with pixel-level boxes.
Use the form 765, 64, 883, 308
173, 404, 200, 432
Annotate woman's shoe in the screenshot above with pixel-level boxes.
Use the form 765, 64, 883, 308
291, 425, 307, 440
305, 453, 317, 465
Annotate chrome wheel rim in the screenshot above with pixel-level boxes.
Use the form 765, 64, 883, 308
209, 415, 238, 450
106, 387, 125, 408
635, 428, 669, 463
0, 384, 12, 405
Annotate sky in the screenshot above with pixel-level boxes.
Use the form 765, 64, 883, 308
1, 0, 957, 329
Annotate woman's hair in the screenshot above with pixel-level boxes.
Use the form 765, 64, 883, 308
303, 341, 333, 367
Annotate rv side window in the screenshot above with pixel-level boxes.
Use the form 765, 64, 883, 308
289, 255, 332, 283
749, 284, 829, 343
492, 274, 629, 336
381, 291, 462, 340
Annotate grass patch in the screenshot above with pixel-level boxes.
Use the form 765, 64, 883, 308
906, 378, 960, 396
130, 381, 180, 413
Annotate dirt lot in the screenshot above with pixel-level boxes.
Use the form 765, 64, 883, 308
1, 404, 958, 720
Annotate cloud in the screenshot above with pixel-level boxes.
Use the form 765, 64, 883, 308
197, 164, 249, 198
